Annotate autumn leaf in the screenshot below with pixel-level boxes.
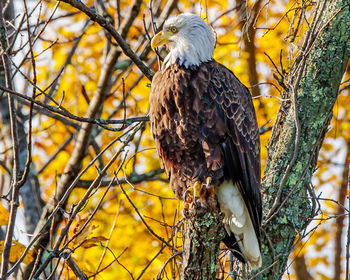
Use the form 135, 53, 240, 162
0, 203, 9, 226
80, 236, 109, 249
71, 213, 100, 247
0, 240, 34, 265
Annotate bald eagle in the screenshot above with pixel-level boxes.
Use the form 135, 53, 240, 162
150, 13, 262, 268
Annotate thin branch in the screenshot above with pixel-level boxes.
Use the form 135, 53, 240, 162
76, 168, 165, 188
31, 125, 141, 278
17, 0, 37, 188
156, 251, 182, 280
38, 134, 74, 174
0, 0, 20, 277
64, 253, 88, 280
16, 97, 80, 129
88, 247, 131, 279
44, 20, 90, 103
8, 124, 141, 276
65, 162, 125, 249
136, 244, 167, 280
60, 0, 154, 80
119, 181, 172, 247
0, 83, 149, 131
93, 200, 124, 279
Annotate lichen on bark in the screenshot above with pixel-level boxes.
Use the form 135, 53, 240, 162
259, 0, 350, 279
182, 205, 225, 280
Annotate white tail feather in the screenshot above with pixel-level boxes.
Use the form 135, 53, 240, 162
216, 181, 262, 269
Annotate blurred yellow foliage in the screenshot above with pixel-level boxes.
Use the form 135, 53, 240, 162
6, 0, 347, 279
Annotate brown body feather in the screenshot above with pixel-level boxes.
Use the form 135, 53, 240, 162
149, 60, 261, 261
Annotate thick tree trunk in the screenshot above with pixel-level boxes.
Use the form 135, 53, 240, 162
0, 0, 41, 235
260, 0, 350, 279
182, 205, 225, 280
334, 141, 350, 280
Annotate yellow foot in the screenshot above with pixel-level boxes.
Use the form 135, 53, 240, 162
193, 181, 201, 201
183, 181, 201, 204
184, 201, 190, 211
205, 177, 212, 189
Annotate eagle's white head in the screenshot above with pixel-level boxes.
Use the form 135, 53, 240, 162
151, 13, 215, 68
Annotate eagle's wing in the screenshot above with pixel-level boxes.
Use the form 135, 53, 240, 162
203, 61, 262, 264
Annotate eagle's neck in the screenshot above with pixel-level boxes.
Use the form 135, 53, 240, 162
163, 37, 214, 69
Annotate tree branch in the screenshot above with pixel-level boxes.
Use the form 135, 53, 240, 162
334, 141, 350, 280
0, 0, 21, 277
59, 0, 154, 80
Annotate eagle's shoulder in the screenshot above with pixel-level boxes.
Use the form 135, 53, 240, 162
207, 60, 260, 151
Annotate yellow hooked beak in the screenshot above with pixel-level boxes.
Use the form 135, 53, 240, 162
151, 31, 172, 51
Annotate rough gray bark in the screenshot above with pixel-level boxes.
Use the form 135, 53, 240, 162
260, 0, 350, 279
182, 206, 225, 280
182, 0, 350, 279
0, 0, 42, 235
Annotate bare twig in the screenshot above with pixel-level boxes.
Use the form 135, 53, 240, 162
89, 247, 131, 278
0, 1, 20, 277
0, 83, 149, 131
8, 124, 141, 276
64, 253, 88, 280
17, 0, 37, 188
136, 244, 167, 280
76, 168, 165, 188
31, 124, 142, 278
119, 181, 172, 247
65, 156, 127, 249
93, 200, 124, 279
44, 20, 90, 102
38, 134, 74, 174
156, 251, 182, 280
60, 0, 154, 80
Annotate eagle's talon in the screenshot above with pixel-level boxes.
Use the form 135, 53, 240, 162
183, 181, 201, 205
182, 188, 190, 202
205, 177, 212, 189
184, 201, 190, 211
193, 181, 201, 202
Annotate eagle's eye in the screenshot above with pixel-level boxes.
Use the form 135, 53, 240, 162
170, 26, 178, 33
